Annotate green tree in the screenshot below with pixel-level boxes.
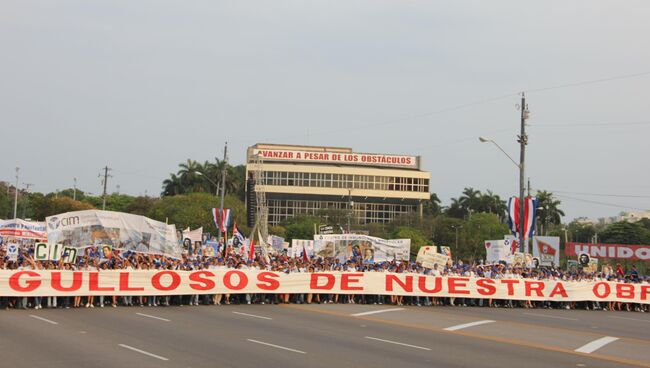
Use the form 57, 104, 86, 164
147, 192, 246, 233
423, 193, 442, 216
162, 174, 183, 196
567, 221, 596, 243
431, 215, 464, 254
391, 226, 428, 255
535, 190, 565, 235
445, 198, 466, 219
461, 187, 481, 213
463, 213, 509, 262
478, 190, 507, 221
599, 221, 650, 245
281, 216, 320, 242
30, 196, 94, 220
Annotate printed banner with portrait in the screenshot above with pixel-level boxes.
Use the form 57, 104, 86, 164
46, 210, 181, 259
313, 234, 410, 263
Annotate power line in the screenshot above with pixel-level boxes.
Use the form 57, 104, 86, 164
532, 120, 650, 128
554, 194, 649, 212
526, 70, 650, 94
222, 70, 650, 145
547, 190, 650, 199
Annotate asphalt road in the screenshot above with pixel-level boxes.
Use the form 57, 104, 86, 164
0, 304, 648, 368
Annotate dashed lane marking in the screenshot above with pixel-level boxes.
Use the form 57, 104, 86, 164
118, 344, 169, 361
247, 339, 306, 354
232, 311, 272, 320
351, 308, 405, 317
575, 336, 619, 354
29, 315, 59, 325
444, 320, 495, 331
135, 313, 171, 322
364, 336, 431, 351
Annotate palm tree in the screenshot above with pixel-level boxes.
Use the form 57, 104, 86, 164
459, 187, 481, 216
161, 174, 183, 196
227, 165, 246, 201
423, 193, 442, 216
177, 159, 205, 193
445, 197, 466, 219
479, 190, 507, 222
535, 190, 565, 235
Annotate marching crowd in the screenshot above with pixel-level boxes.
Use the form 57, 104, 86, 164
1, 243, 648, 313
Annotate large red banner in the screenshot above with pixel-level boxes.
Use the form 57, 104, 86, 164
1, 270, 648, 304
565, 243, 650, 261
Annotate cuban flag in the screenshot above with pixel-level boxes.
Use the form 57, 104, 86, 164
506, 196, 539, 241
507, 197, 519, 237
212, 208, 232, 232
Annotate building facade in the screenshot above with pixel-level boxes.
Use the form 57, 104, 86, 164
246, 144, 431, 226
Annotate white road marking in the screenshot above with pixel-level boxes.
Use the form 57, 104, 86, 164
29, 315, 58, 325
609, 316, 650, 323
444, 320, 495, 331
247, 339, 306, 354
118, 344, 169, 361
523, 312, 579, 321
135, 313, 170, 322
575, 336, 619, 354
351, 308, 405, 317
232, 311, 272, 320
364, 336, 431, 351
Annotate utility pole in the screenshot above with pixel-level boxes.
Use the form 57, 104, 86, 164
347, 188, 353, 234
13, 167, 19, 219
21, 183, 33, 219
73, 177, 77, 201
217, 142, 228, 241
100, 166, 112, 210
518, 93, 529, 253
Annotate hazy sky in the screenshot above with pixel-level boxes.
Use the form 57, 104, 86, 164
1, 0, 649, 220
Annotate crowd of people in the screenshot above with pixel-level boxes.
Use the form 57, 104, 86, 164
0, 242, 648, 313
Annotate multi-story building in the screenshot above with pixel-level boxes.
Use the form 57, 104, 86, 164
245, 143, 431, 226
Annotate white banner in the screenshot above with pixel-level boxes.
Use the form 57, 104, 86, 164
1, 270, 648, 304
532, 236, 560, 267
0, 219, 47, 239
313, 234, 410, 263
46, 210, 181, 259
485, 240, 512, 263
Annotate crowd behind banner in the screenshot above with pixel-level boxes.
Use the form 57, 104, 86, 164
0, 238, 648, 312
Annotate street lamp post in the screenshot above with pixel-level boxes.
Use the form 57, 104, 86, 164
451, 225, 462, 256
347, 188, 353, 234
478, 94, 529, 253
195, 171, 220, 196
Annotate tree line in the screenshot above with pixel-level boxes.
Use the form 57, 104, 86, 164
4, 158, 648, 266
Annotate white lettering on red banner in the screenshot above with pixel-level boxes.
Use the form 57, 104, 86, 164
566, 243, 650, 261
251, 149, 419, 169
1, 270, 648, 304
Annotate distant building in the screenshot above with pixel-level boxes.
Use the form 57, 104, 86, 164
574, 211, 650, 226
619, 211, 650, 222
245, 144, 431, 226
